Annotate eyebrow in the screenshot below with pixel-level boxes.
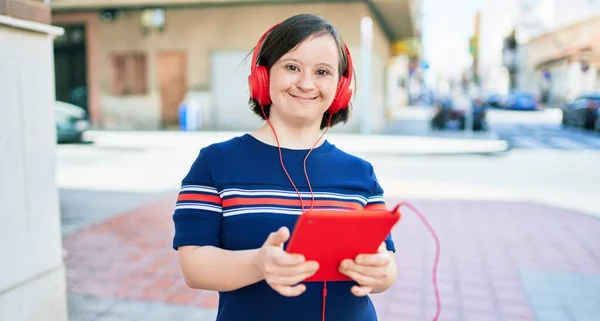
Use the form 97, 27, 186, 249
280, 58, 336, 70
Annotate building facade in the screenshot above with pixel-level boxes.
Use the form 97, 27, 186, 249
477, 0, 600, 98
519, 15, 600, 105
51, 0, 419, 133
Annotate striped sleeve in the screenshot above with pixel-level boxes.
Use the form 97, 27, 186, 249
366, 165, 396, 253
172, 148, 223, 250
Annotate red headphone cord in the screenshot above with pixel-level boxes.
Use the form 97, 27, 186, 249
260, 109, 441, 321
261, 107, 332, 321
394, 202, 442, 321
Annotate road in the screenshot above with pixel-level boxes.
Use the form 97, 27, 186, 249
387, 107, 600, 150
488, 109, 600, 150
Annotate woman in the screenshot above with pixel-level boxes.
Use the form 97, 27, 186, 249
173, 13, 397, 321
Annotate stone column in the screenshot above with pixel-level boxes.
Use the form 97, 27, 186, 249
0, 1, 68, 320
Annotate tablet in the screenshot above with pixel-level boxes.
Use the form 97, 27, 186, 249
285, 206, 401, 282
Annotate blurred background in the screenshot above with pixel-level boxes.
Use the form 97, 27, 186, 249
1, 0, 600, 321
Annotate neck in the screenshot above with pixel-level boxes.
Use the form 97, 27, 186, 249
253, 116, 326, 150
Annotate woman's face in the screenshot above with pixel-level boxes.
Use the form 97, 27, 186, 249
268, 34, 340, 127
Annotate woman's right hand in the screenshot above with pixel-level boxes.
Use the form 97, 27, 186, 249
253, 226, 319, 297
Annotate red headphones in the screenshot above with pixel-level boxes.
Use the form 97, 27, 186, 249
248, 23, 354, 114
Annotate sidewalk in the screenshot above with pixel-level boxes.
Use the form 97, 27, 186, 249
63, 195, 600, 321
83, 130, 510, 156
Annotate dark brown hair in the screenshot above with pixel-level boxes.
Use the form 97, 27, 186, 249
248, 14, 353, 129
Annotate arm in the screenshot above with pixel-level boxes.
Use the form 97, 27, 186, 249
173, 149, 318, 296
173, 148, 262, 292
178, 246, 263, 292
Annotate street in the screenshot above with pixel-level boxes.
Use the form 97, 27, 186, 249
489, 109, 600, 150
57, 109, 600, 321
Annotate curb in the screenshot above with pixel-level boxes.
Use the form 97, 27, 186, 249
82, 130, 511, 156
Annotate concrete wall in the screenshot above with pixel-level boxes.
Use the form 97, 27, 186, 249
90, 2, 390, 132
0, 16, 68, 321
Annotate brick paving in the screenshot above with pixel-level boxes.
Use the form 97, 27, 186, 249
63, 197, 600, 321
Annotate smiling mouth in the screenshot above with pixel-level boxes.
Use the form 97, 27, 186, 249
289, 93, 318, 101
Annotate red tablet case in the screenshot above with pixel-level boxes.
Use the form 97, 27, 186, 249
285, 207, 401, 282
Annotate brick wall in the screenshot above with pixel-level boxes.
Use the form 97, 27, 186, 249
0, 0, 50, 24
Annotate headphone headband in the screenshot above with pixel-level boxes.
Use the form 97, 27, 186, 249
250, 24, 279, 75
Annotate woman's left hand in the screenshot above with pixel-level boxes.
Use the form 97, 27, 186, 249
338, 242, 394, 296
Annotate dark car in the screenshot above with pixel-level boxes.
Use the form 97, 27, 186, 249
431, 96, 487, 131
504, 91, 540, 111
485, 93, 503, 108
561, 93, 600, 130
55, 100, 90, 143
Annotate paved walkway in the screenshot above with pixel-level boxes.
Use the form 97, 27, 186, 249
63, 196, 600, 321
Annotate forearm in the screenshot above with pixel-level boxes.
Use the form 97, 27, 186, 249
371, 252, 398, 294
178, 246, 263, 292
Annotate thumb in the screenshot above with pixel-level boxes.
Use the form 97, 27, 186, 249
265, 226, 290, 247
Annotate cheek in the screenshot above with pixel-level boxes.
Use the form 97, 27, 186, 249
322, 81, 338, 99
269, 71, 295, 92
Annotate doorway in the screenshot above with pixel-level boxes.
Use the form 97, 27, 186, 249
53, 24, 88, 113
157, 51, 187, 129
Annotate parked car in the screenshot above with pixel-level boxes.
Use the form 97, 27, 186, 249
561, 93, 600, 130
55, 100, 90, 143
503, 91, 540, 111
485, 92, 503, 108
431, 96, 487, 131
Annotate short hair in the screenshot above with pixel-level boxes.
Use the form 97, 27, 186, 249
248, 14, 353, 129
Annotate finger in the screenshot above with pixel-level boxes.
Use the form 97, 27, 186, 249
340, 259, 388, 279
272, 251, 307, 266
265, 227, 290, 247
377, 242, 387, 253
339, 267, 382, 287
351, 285, 372, 297
268, 261, 319, 277
354, 252, 391, 266
268, 270, 317, 286
272, 283, 307, 297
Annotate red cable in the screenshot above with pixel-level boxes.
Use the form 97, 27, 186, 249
262, 108, 330, 321
395, 202, 442, 321
261, 108, 307, 211
303, 114, 333, 211
322, 281, 327, 321
261, 108, 440, 321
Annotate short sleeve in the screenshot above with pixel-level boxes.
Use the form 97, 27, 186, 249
172, 148, 223, 250
366, 165, 396, 253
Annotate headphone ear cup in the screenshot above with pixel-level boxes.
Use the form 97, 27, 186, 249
249, 65, 271, 106
328, 76, 352, 114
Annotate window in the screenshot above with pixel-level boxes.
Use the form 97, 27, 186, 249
110, 52, 147, 95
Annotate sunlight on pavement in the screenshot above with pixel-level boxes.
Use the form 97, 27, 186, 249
380, 178, 521, 200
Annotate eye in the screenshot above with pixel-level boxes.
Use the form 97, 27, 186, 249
285, 64, 299, 72
316, 69, 330, 76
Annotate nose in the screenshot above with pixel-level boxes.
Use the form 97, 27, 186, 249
296, 71, 316, 92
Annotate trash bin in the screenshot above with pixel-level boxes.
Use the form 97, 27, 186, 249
178, 97, 202, 131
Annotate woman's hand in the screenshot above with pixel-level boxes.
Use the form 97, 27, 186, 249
253, 227, 320, 297
338, 242, 395, 296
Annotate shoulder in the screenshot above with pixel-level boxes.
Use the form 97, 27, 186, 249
195, 134, 253, 162
328, 144, 375, 174
183, 134, 252, 182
